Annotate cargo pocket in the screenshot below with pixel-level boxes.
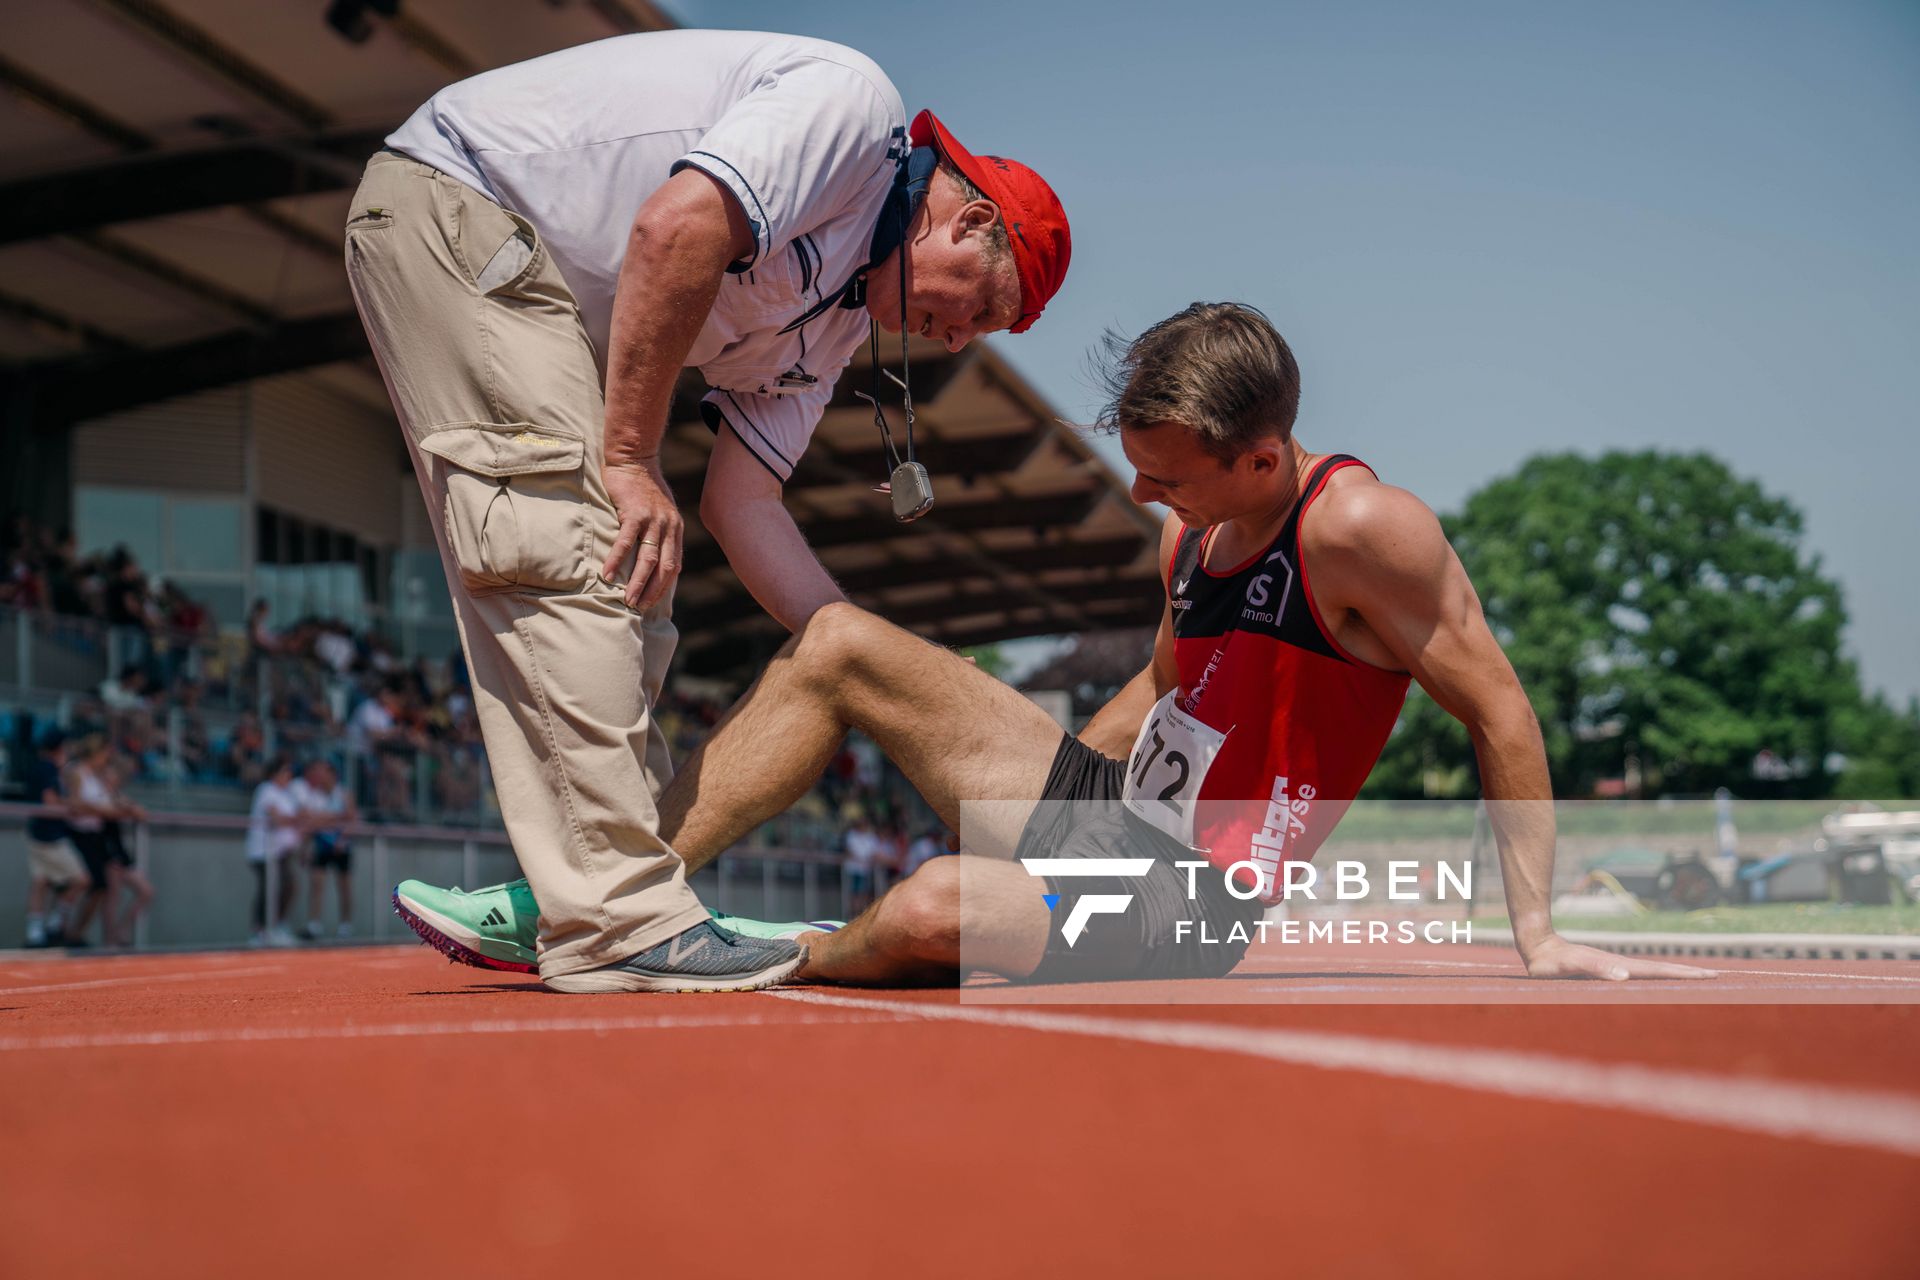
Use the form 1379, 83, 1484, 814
417, 423, 590, 594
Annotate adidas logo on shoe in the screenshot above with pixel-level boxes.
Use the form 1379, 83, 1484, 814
480, 907, 508, 927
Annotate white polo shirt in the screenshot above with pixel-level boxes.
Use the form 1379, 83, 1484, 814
387, 29, 906, 481
246, 780, 302, 863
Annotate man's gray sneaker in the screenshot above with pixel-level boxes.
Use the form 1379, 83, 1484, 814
541, 920, 807, 994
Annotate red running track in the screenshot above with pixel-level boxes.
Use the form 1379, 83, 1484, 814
2, 942, 1917, 1278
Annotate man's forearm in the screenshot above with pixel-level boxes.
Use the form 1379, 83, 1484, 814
1473, 712, 1557, 950
709, 495, 847, 633
602, 227, 728, 467
1077, 666, 1159, 759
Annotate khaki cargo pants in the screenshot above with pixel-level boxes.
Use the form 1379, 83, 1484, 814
343, 150, 707, 978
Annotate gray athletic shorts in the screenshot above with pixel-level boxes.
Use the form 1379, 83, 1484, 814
1015, 736, 1261, 983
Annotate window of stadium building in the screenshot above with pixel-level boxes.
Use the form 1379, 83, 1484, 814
254, 507, 391, 632
75, 487, 247, 627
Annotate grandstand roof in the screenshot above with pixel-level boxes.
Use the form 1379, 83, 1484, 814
0, 0, 1161, 677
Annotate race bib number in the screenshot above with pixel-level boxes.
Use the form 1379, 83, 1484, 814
1121, 691, 1228, 849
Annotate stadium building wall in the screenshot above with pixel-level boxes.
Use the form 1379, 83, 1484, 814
59, 372, 454, 651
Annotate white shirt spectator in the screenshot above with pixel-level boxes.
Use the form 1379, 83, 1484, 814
66, 763, 111, 834
98, 675, 146, 711
292, 777, 349, 830
347, 697, 396, 756
313, 629, 356, 676
843, 826, 883, 871
246, 779, 302, 863
386, 29, 904, 482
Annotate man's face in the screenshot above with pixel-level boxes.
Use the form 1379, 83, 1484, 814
866, 175, 1021, 353
1122, 421, 1286, 528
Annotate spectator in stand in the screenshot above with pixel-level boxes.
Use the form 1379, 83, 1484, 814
2, 531, 46, 609
432, 726, 484, 821
159, 580, 211, 643
171, 678, 214, 779
271, 673, 337, 752
842, 814, 884, 914
246, 755, 304, 946
294, 758, 357, 940
46, 531, 86, 617
150, 580, 205, 688
94, 752, 156, 946
312, 622, 357, 678
97, 664, 156, 759
227, 709, 267, 787
61, 734, 149, 947
22, 732, 90, 948
245, 597, 280, 696
97, 664, 149, 713
61, 734, 112, 941
347, 677, 403, 754
349, 676, 421, 818
103, 549, 154, 669
877, 820, 908, 877
902, 827, 947, 877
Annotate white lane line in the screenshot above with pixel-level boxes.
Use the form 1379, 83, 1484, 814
0, 1010, 881, 1052
1719, 966, 1920, 986
0, 965, 285, 996
1271, 955, 1920, 985
772, 990, 1920, 1159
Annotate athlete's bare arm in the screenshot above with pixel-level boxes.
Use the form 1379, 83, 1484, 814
699, 429, 847, 632
1078, 514, 1183, 758
1306, 477, 1711, 981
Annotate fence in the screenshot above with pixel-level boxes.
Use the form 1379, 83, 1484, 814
1, 803, 873, 952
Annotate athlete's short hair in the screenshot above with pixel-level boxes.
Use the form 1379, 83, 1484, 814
1097, 301, 1301, 462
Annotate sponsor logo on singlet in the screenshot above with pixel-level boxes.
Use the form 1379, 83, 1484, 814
1181, 646, 1227, 716
1248, 774, 1316, 884
1240, 549, 1294, 629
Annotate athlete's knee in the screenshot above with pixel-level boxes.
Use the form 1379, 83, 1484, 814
787, 602, 885, 683
876, 857, 962, 963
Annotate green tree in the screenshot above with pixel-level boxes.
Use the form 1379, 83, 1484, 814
1831, 694, 1920, 800
1367, 451, 1861, 798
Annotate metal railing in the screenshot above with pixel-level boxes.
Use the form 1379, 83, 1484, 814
0, 802, 872, 953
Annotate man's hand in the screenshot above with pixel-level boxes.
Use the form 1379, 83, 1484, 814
602, 458, 683, 612
1521, 932, 1716, 981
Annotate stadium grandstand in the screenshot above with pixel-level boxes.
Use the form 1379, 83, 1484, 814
0, 0, 1159, 948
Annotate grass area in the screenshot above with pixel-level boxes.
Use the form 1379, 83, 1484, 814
1475, 901, 1920, 936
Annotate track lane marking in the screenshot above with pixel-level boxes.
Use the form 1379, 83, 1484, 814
0, 1010, 884, 1052
1711, 966, 1920, 986
1260, 956, 1920, 985
771, 990, 1920, 1159
0, 964, 286, 996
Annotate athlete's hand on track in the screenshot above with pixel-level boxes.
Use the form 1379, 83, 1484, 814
602, 458, 682, 612
1521, 933, 1716, 981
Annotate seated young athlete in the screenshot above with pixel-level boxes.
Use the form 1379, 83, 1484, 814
399, 301, 1710, 986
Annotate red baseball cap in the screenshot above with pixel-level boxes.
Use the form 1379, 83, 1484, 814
910, 109, 1070, 335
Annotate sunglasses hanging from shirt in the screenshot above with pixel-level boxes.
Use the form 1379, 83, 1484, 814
781, 143, 939, 521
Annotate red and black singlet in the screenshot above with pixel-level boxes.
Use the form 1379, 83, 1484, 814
1121, 454, 1411, 902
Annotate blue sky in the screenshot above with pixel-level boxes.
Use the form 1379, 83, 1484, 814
668, 1, 1920, 701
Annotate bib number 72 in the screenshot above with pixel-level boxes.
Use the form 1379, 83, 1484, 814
1120, 692, 1228, 850
1132, 726, 1190, 811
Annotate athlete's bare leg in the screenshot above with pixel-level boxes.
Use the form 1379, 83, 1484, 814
656, 603, 1063, 981
785, 853, 1051, 983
